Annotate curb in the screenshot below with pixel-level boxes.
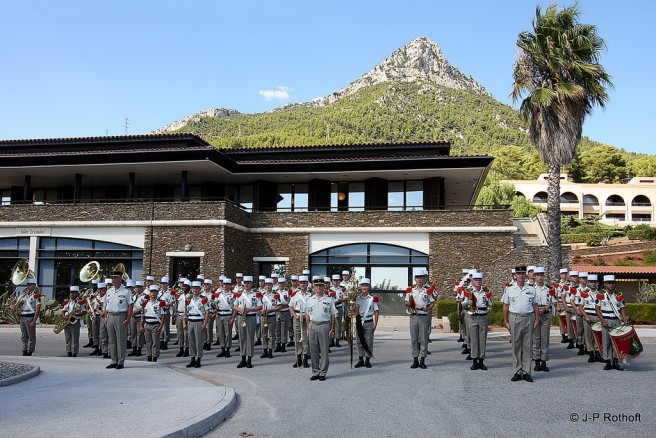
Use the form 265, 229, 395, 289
163, 387, 237, 438
0, 365, 41, 387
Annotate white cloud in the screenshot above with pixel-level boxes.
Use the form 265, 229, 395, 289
259, 85, 292, 101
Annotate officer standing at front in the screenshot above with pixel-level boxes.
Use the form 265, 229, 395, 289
102, 270, 133, 369
306, 277, 337, 381
502, 266, 539, 382
12, 278, 41, 356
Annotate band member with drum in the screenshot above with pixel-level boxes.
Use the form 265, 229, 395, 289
531, 267, 554, 372
595, 275, 629, 371
215, 277, 235, 358
289, 275, 311, 368
233, 276, 262, 368
141, 285, 165, 362
103, 270, 133, 369
62, 286, 85, 357
560, 271, 579, 350
464, 272, 492, 371
405, 268, 435, 370
354, 278, 379, 368
184, 281, 209, 368
579, 274, 601, 363
12, 278, 41, 356
306, 277, 337, 381
502, 266, 540, 382
555, 268, 569, 343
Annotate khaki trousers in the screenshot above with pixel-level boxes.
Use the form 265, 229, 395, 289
309, 321, 330, 377
510, 312, 533, 376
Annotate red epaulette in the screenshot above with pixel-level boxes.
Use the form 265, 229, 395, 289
34, 293, 42, 300
406, 287, 412, 293
596, 293, 605, 301
485, 292, 492, 299
580, 291, 589, 299
77, 299, 85, 305
549, 289, 556, 297
159, 300, 166, 307
201, 297, 208, 304
373, 296, 379, 302
256, 292, 263, 299
615, 292, 624, 302
289, 291, 296, 297
274, 294, 280, 300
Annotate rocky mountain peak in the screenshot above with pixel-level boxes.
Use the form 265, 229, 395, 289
317, 36, 490, 105
155, 107, 240, 133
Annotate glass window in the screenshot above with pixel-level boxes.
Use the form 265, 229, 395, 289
294, 184, 309, 212
349, 183, 364, 211
388, 182, 404, 211
278, 184, 292, 211
240, 185, 253, 211
406, 181, 423, 211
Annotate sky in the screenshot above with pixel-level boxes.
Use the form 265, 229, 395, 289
1, 0, 654, 155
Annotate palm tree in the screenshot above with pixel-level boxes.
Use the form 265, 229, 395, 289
511, 2, 612, 275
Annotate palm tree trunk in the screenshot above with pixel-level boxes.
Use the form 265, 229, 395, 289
546, 161, 562, 275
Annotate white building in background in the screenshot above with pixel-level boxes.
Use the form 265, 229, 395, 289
503, 174, 656, 225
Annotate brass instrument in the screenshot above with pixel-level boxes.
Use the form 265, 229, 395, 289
7, 259, 40, 323
299, 305, 305, 344
240, 300, 248, 328
345, 277, 359, 368
467, 287, 479, 315
406, 293, 417, 315
53, 301, 80, 334
262, 302, 269, 328
112, 263, 130, 282
80, 261, 101, 323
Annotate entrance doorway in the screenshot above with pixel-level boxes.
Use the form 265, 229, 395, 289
171, 257, 200, 282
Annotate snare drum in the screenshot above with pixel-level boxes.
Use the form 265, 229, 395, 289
591, 322, 603, 353
610, 324, 644, 361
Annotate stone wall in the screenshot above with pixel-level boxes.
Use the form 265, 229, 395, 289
248, 233, 310, 276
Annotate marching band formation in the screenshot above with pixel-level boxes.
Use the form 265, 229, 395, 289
7, 261, 643, 381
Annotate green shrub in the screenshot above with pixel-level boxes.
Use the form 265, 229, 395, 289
592, 257, 607, 266
447, 311, 459, 333
644, 253, 656, 266
436, 300, 458, 318
625, 303, 656, 324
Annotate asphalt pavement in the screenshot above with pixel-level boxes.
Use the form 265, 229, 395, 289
1, 320, 654, 438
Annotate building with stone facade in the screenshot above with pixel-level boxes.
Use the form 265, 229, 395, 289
1, 134, 557, 313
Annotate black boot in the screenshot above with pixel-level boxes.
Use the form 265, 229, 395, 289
595, 352, 604, 363
246, 356, 253, 368
411, 357, 419, 369
186, 357, 196, 368
612, 359, 624, 371
213, 340, 220, 346
194, 357, 201, 368
457, 335, 464, 342
461, 347, 470, 355
260, 349, 268, 359
302, 355, 310, 368
274, 343, 282, 352
364, 357, 372, 368
103, 353, 110, 359
128, 347, 138, 357
471, 358, 481, 370
588, 352, 595, 363
22, 350, 28, 356
176, 348, 184, 357
567, 340, 575, 349
286, 340, 294, 347
147, 356, 152, 362
479, 360, 488, 370
136, 348, 142, 357
561, 334, 568, 343
604, 360, 612, 370
83, 340, 93, 348
268, 349, 273, 359
534, 359, 542, 372
419, 357, 427, 369
206, 343, 211, 351
173, 339, 179, 345
232, 334, 239, 340
184, 348, 190, 357
354, 357, 365, 368
254, 338, 262, 346
329, 339, 335, 347
127, 340, 132, 349
153, 357, 157, 362
281, 343, 286, 353
216, 347, 226, 358
162, 342, 168, 351
225, 348, 231, 358
577, 345, 585, 356
89, 346, 99, 356
293, 354, 302, 368
541, 360, 549, 372
335, 340, 341, 348
237, 356, 247, 368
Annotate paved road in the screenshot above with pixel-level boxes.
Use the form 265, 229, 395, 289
1, 326, 654, 438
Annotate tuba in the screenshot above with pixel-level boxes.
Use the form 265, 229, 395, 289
112, 263, 130, 282
9, 259, 39, 323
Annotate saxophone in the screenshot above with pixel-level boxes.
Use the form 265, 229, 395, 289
53, 302, 80, 334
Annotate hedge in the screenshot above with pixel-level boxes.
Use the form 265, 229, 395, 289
625, 303, 656, 324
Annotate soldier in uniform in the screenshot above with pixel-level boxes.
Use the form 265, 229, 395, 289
405, 268, 435, 369
560, 270, 579, 349
289, 275, 311, 368
306, 277, 337, 381
502, 266, 540, 382
463, 272, 492, 370
141, 285, 165, 362
595, 275, 629, 371
158, 276, 173, 350
254, 275, 266, 346
555, 268, 569, 343
62, 286, 84, 357
83, 278, 99, 348
203, 279, 216, 351
531, 267, 554, 372
174, 279, 191, 357
274, 277, 291, 353
12, 278, 41, 356
260, 278, 282, 358
215, 277, 234, 358
184, 281, 209, 368
573, 272, 589, 355
127, 280, 146, 357
329, 274, 347, 348
233, 276, 262, 368
102, 270, 133, 369
579, 274, 602, 363
95, 283, 110, 359
354, 278, 379, 368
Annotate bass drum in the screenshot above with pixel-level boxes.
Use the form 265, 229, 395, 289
591, 322, 603, 353
610, 324, 644, 361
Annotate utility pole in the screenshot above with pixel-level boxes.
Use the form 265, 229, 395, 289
124, 117, 129, 135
